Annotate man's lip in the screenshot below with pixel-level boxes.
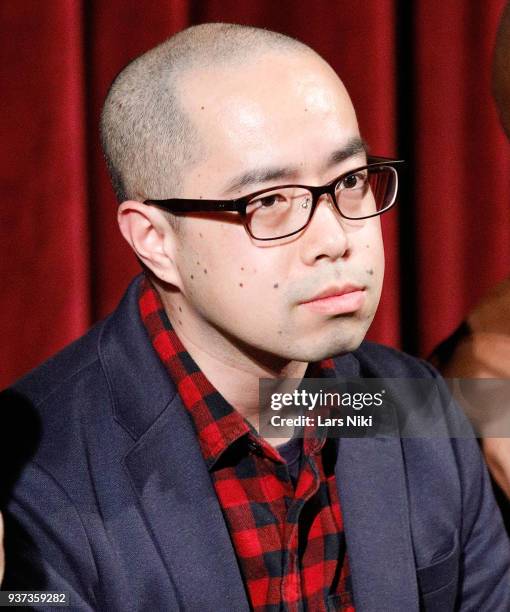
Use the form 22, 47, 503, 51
301, 284, 365, 304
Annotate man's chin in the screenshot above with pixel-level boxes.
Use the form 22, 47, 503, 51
287, 333, 366, 363
313, 339, 363, 361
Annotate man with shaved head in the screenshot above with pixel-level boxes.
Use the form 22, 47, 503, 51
2, 23, 509, 611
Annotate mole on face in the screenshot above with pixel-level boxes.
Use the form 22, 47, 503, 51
199, 232, 203, 238
273, 283, 279, 289
365, 244, 370, 248
178, 306, 182, 312
239, 282, 243, 288
241, 267, 244, 271
190, 274, 194, 280
203, 269, 207, 274
277, 330, 282, 335
366, 269, 374, 276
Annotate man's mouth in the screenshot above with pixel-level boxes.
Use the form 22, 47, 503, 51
299, 284, 366, 315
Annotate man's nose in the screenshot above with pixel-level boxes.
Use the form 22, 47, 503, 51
300, 193, 350, 264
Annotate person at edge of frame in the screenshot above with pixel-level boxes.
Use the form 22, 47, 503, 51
431, 0, 510, 531
1, 22, 509, 612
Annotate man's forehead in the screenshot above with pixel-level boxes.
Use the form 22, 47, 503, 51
178, 50, 349, 113
179, 62, 356, 148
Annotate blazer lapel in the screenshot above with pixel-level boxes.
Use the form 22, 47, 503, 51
336, 437, 419, 611
123, 393, 249, 612
332, 352, 420, 611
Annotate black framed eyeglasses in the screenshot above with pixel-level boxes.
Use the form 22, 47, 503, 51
144, 156, 404, 241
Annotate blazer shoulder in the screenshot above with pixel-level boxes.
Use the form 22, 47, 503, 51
4, 317, 108, 407
0, 317, 119, 500
352, 341, 437, 378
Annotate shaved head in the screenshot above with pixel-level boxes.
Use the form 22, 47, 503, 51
100, 23, 313, 204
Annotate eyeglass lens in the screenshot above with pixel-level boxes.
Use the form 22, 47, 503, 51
246, 165, 397, 239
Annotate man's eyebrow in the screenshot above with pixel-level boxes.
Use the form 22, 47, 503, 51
222, 165, 300, 196
325, 137, 369, 169
222, 136, 370, 196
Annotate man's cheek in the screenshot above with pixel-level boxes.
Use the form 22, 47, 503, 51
363, 234, 384, 274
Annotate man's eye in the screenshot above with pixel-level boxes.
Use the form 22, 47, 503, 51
252, 194, 285, 208
341, 172, 366, 189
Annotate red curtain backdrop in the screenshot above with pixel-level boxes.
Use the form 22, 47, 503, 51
1, 1, 509, 388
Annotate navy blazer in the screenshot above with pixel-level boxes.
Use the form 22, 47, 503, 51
1, 275, 509, 611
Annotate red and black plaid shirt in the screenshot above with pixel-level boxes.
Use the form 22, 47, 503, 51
139, 277, 355, 612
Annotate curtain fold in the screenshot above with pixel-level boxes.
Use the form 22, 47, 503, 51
1, 1, 90, 385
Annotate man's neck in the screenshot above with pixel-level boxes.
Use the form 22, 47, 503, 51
159, 289, 308, 431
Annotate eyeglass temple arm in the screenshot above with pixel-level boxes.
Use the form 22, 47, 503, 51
367, 155, 405, 164
144, 199, 240, 212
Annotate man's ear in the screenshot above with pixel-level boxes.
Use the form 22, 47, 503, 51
117, 200, 183, 289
